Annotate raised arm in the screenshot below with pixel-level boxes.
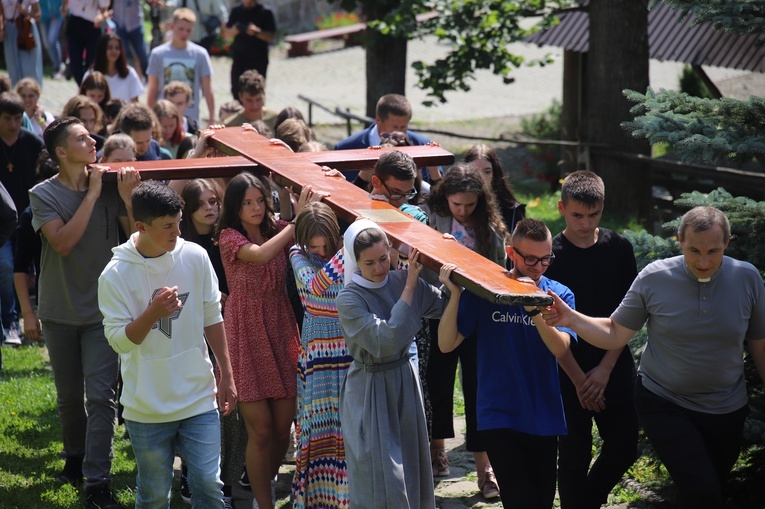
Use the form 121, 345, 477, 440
38, 167, 107, 257
289, 246, 344, 297
437, 264, 464, 353
541, 290, 638, 350
236, 186, 326, 264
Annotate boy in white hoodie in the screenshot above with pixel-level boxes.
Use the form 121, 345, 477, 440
98, 180, 237, 508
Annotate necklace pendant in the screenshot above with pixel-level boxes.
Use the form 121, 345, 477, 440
6, 163, 13, 173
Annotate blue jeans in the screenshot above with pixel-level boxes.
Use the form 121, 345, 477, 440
39, 15, 64, 71
3, 20, 44, 87
125, 410, 224, 508
116, 24, 148, 76
0, 240, 17, 333
42, 320, 118, 485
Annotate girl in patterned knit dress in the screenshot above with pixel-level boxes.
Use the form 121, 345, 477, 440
289, 202, 351, 509
217, 172, 323, 509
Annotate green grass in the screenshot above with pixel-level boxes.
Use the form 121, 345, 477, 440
0, 346, 190, 508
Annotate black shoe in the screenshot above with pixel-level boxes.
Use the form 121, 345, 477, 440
56, 455, 83, 485
180, 464, 191, 504
84, 483, 122, 509
238, 467, 250, 489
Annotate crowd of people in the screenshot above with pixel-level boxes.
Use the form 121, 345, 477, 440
1, 3, 764, 509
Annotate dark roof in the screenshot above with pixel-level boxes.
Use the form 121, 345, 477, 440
527, 3, 765, 72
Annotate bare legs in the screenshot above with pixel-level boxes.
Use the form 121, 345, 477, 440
239, 398, 296, 509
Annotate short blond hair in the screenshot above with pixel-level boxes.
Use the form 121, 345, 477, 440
172, 7, 196, 25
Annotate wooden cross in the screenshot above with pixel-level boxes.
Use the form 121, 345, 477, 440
105, 128, 552, 306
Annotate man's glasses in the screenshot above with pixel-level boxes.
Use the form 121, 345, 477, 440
380, 131, 410, 147
381, 179, 417, 201
511, 247, 555, 267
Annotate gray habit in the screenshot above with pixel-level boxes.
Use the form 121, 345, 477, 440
337, 271, 446, 509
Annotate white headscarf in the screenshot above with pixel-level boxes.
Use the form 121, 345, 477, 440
342, 219, 388, 287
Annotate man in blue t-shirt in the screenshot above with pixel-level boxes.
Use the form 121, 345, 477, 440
439, 218, 576, 509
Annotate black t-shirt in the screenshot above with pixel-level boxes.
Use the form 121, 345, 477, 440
0, 129, 45, 212
227, 3, 276, 63
545, 228, 638, 399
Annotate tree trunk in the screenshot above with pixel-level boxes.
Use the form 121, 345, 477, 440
583, 0, 650, 222
363, 1, 408, 118
561, 49, 582, 175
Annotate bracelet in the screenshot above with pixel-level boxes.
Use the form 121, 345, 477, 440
527, 307, 541, 317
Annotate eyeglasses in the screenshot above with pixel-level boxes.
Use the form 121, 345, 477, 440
380, 131, 410, 147
511, 247, 555, 267
380, 179, 417, 201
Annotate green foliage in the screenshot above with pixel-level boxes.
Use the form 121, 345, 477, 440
622, 229, 680, 271
655, 0, 765, 35
315, 10, 362, 30
622, 87, 765, 165
345, 0, 579, 106
669, 188, 765, 274
678, 65, 716, 99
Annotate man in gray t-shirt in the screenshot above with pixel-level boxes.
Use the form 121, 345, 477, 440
541, 206, 765, 509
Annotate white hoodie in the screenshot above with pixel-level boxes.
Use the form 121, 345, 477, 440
98, 233, 223, 424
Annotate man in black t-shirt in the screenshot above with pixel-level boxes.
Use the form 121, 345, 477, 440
225, 0, 276, 99
0, 92, 43, 345
544, 170, 639, 509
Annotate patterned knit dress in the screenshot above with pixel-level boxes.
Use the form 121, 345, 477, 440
289, 246, 351, 509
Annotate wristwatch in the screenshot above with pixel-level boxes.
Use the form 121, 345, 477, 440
527, 307, 541, 317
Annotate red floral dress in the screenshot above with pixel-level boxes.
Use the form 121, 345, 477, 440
219, 224, 300, 401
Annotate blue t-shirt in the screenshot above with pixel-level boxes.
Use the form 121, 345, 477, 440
457, 276, 576, 436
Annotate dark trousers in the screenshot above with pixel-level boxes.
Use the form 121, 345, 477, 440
635, 377, 748, 509
482, 428, 558, 509
230, 57, 268, 100
557, 382, 639, 509
426, 319, 483, 451
67, 14, 100, 85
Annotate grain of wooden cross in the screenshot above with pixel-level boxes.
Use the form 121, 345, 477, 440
104, 127, 552, 306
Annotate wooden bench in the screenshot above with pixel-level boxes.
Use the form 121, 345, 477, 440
284, 11, 439, 58
285, 23, 365, 58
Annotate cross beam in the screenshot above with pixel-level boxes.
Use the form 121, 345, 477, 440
102, 128, 551, 306
101, 145, 454, 182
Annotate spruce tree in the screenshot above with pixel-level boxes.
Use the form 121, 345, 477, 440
621, 0, 765, 165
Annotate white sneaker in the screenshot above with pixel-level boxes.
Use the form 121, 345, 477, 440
4, 322, 21, 345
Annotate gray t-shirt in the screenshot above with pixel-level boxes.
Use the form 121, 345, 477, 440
613, 255, 765, 413
29, 177, 126, 325
147, 41, 212, 125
